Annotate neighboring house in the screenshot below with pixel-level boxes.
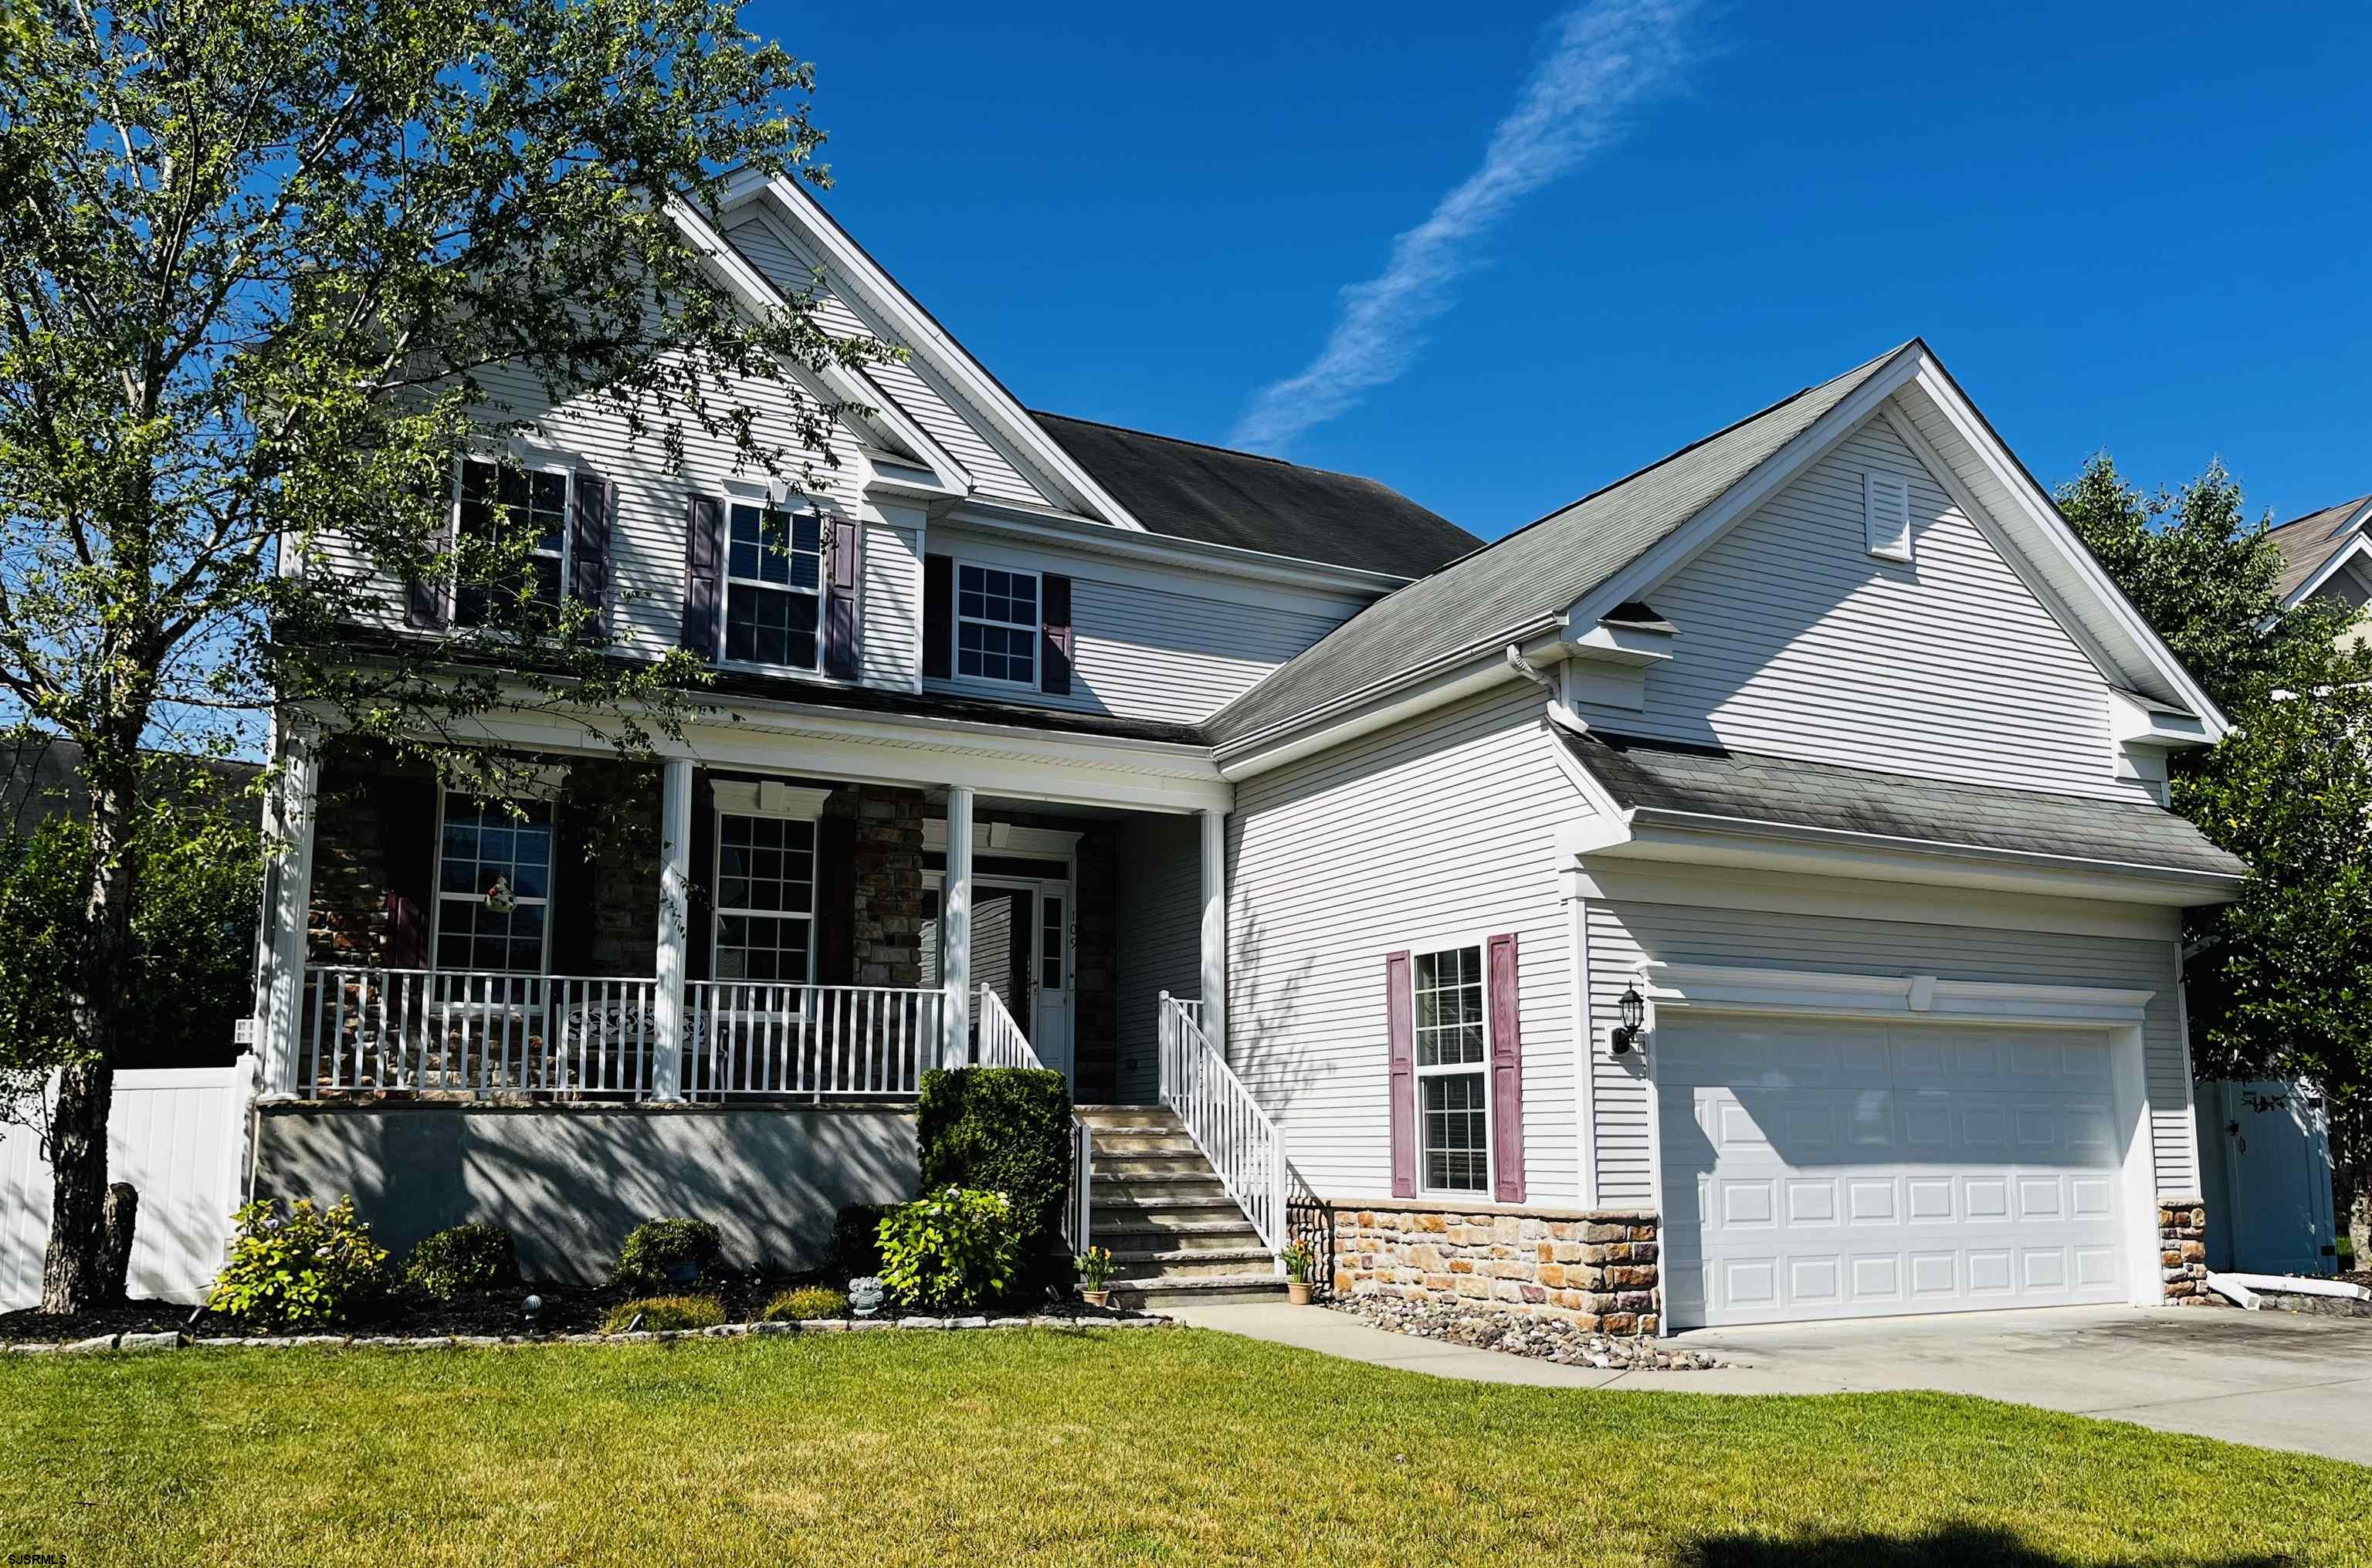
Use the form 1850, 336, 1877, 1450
246, 170, 2246, 1334
2265, 493, 2372, 645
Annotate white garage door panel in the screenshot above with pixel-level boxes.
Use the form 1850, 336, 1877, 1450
1660, 1018, 2124, 1328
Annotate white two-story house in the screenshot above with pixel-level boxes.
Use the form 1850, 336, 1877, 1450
250, 170, 2244, 1333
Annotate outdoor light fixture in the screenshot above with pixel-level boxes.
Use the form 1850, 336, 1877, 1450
1610, 986, 1647, 1055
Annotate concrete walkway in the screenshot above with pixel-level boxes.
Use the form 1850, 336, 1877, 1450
1166, 1301, 2372, 1465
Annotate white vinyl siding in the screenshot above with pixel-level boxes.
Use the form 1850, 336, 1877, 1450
1584, 899, 2197, 1207
724, 217, 1057, 510
1114, 813, 1203, 1102
1226, 685, 1585, 1201
1584, 409, 2140, 801
861, 520, 923, 691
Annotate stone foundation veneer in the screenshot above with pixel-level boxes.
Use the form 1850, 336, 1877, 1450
1333, 1201, 1661, 1336
2160, 1200, 2212, 1303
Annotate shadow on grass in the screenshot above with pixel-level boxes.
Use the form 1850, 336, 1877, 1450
1679, 1524, 2300, 1567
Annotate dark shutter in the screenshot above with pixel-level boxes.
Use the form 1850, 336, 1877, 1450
815, 812, 856, 985
823, 516, 862, 680
921, 553, 953, 679
381, 774, 438, 969
451, 460, 497, 629
1386, 950, 1415, 1198
687, 778, 715, 982
682, 495, 723, 656
569, 471, 611, 642
1040, 573, 1073, 696
1486, 933, 1526, 1204
405, 468, 456, 630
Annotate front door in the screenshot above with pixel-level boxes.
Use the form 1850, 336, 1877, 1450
921, 872, 1076, 1082
971, 885, 1033, 1039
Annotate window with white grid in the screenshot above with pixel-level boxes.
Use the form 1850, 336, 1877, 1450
1413, 944, 1489, 1194
954, 563, 1038, 686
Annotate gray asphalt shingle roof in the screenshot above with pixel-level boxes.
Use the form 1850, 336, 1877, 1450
1205, 344, 1913, 747
1031, 412, 1482, 580
1564, 728, 2246, 881
2265, 496, 2372, 604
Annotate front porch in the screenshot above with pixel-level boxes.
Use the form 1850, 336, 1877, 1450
266, 738, 1229, 1105
251, 732, 1296, 1291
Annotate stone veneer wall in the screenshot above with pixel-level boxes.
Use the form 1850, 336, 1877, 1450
832, 783, 925, 988
1334, 1202, 1662, 1335
2160, 1200, 2213, 1303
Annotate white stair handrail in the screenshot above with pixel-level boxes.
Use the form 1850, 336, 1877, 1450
1157, 991, 1286, 1258
974, 985, 1045, 1072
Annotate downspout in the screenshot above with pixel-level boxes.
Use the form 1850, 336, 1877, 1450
1510, 646, 1602, 1207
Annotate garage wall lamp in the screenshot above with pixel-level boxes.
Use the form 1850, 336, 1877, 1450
1610, 985, 1648, 1055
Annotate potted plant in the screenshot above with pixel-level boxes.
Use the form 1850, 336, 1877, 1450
1074, 1245, 1116, 1308
1282, 1239, 1316, 1306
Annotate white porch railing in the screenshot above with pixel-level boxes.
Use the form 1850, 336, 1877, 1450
300, 968, 662, 1096
973, 985, 1044, 1072
1157, 991, 1285, 1258
684, 982, 946, 1099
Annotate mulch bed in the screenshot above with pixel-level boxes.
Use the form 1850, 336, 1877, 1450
0, 1272, 1132, 1343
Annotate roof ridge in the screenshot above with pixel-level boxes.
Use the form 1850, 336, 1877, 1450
1032, 407, 1387, 485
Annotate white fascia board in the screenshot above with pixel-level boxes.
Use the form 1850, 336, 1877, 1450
1640, 960, 2155, 1028
727, 174, 1148, 532
1564, 344, 1927, 626
2282, 529, 2372, 612
344, 689, 1230, 814
934, 499, 1409, 601
665, 197, 972, 489
1595, 808, 2245, 907
1905, 361, 2231, 740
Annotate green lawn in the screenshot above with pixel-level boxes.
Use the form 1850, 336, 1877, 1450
2, 1329, 2362, 1566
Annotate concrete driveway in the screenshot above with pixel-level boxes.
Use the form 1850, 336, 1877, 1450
1669, 1306, 2372, 1465
1172, 1302, 2372, 1466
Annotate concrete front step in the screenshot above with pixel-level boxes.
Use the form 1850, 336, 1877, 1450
1089, 1192, 1245, 1214
1087, 1132, 1203, 1158
1109, 1273, 1289, 1307
1092, 1155, 1222, 1177
1094, 1224, 1266, 1252
1108, 1245, 1275, 1279
1074, 1104, 1181, 1130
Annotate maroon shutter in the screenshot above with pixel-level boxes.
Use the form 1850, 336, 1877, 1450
1486, 932, 1525, 1203
1386, 950, 1415, 1197
569, 472, 611, 641
815, 813, 856, 984
823, 516, 862, 679
681, 495, 723, 655
405, 469, 457, 629
381, 774, 437, 969
1040, 573, 1073, 695
921, 553, 953, 679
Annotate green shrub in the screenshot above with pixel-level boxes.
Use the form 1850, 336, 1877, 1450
615, 1217, 722, 1289
878, 1187, 1022, 1309
832, 1202, 886, 1279
402, 1222, 519, 1299
599, 1295, 725, 1334
916, 1067, 1069, 1276
208, 1196, 388, 1328
759, 1285, 849, 1322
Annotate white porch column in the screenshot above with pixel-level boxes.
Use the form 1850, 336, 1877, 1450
943, 786, 975, 1068
1198, 807, 1227, 1055
649, 757, 694, 1102
259, 721, 320, 1099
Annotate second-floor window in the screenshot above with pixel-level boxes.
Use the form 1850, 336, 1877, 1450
956, 563, 1038, 686
455, 459, 570, 628
723, 503, 824, 670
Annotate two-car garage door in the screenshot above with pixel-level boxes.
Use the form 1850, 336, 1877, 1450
1659, 1016, 2127, 1329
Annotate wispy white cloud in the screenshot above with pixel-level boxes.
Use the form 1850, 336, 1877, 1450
1230, 0, 1698, 452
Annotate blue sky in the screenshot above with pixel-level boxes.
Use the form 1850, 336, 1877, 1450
757, 2, 2370, 541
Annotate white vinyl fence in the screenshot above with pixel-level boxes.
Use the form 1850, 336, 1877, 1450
0, 1056, 255, 1309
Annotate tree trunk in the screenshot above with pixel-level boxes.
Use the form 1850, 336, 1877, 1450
101, 1182, 139, 1302
39, 734, 141, 1314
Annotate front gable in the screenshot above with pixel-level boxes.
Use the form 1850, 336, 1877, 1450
1577, 399, 2138, 800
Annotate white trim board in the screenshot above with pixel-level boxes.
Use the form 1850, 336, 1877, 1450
1637, 961, 2155, 1028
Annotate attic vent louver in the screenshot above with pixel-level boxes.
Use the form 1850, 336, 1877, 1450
1865, 471, 1913, 562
